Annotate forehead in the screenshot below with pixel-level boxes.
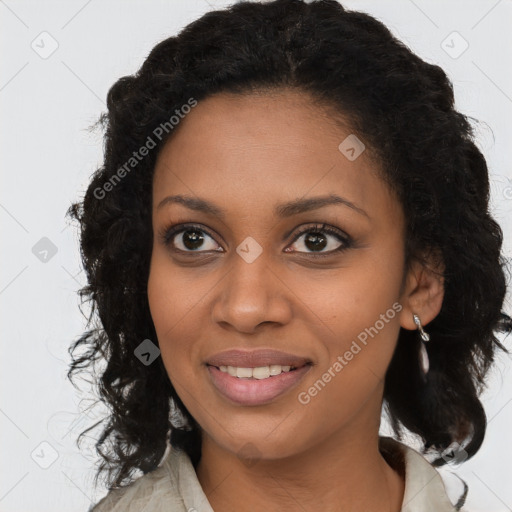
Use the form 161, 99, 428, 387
152, 90, 398, 223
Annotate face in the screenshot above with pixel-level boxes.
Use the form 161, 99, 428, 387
148, 89, 411, 460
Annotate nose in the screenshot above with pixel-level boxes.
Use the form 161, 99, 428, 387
210, 248, 293, 334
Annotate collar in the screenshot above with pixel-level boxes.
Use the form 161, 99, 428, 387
168, 436, 459, 512
379, 436, 459, 511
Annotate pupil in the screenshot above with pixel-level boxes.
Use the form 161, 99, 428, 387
305, 232, 326, 251
183, 230, 204, 250
180, 230, 327, 251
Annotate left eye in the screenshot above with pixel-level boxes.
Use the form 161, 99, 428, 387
286, 225, 350, 255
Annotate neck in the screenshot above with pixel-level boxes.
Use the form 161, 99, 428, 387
196, 422, 405, 512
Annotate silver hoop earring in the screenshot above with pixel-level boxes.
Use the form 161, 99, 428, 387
413, 314, 430, 376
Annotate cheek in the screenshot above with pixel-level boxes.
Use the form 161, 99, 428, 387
297, 244, 405, 386
296, 249, 403, 337
147, 243, 210, 330
147, 251, 203, 381
292, 275, 403, 440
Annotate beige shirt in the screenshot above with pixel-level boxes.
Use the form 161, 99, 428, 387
90, 436, 464, 512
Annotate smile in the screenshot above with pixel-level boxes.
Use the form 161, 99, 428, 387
206, 362, 312, 406
216, 364, 296, 379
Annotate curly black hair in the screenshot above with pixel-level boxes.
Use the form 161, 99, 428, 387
67, 0, 512, 492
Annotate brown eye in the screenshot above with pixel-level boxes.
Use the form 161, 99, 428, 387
161, 224, 222, 253
286, 224, 352, 257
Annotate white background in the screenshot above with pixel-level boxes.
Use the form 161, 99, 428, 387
1, 1, 511, 511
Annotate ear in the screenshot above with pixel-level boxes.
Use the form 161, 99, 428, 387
398, 249, 445, 331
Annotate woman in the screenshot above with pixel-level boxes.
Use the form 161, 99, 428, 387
67, 0, 512, 510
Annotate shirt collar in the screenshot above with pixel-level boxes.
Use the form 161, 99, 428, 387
166, 436, 459, 512
379, 436, 459, 511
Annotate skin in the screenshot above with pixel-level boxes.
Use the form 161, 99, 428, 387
147, 89, 444, 512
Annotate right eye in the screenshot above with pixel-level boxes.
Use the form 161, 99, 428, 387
160, 223, 223, 253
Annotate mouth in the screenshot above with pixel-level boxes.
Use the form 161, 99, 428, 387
205, 348, 311, 369
205, 349, 313, 406
208, 363, 306, 380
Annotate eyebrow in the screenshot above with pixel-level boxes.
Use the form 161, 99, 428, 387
156, 193, 369, 219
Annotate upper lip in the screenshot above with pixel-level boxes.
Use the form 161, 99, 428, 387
206, 349, 311, 368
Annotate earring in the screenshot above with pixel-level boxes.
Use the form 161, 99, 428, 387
413, 314, 430, 376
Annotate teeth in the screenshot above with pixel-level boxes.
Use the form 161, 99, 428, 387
269, 364, 282, 376
218, 365, 294, 379
252, 366, 270, 379
236, 367, 253, 378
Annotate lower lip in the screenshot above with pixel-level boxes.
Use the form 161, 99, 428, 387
207, 364, 311, 406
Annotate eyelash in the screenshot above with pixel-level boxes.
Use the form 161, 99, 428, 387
158, 222, 353, 259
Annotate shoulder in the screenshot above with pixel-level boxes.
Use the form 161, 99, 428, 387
88, 447, 190, 512
89, 438, 472, 512
379, 436, 469, 512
